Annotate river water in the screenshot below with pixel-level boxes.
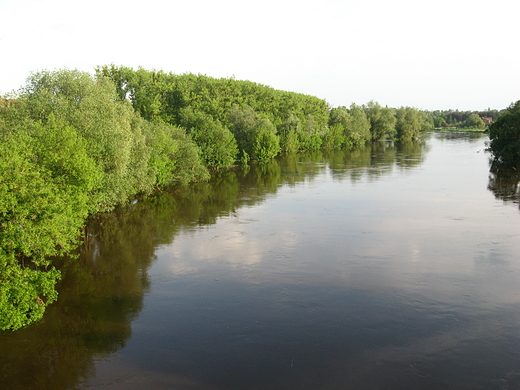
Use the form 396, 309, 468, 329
1, 132, 520, 390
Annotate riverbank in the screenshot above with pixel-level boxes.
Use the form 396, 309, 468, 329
433, 127, 487, 133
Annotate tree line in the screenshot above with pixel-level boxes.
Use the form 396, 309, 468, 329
429, 108, 501, 129
97, 66, 435, 161
0, 66, 493, 330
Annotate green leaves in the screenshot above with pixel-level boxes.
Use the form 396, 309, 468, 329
364, 101, 397, 142
228, 105, 280, 160
179, 107, 238, 168
328, 105, 371, 147
489, 107, 520, 167
0, 252, 60, 331
252, 119, 280, 162
98, 66, 331, 160
143, 120, 209, 186
0, 128, 87, 262
0, 68, 213, 330
462, 113, 485, 129
22, 70, 157, 211
395, 107, 424, 142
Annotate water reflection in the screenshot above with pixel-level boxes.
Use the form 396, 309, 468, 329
0, 194, 198, 389
488, 167, 520, 208
325, 140, 429, 183
2, 134, 519, 390
432, 130, 486, 142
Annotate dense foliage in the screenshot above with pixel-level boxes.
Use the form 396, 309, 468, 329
97, 66, 432, 159
429, 108, 500, 129
0, 70, 207, 330
488, 100, 520, 167
1, 66, 438, 330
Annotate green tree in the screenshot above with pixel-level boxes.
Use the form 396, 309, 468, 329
227, 104, 260, 157
505, 101, 520, 115
297, 114, 323, 150
364, 101, 396, 141
21, 69, 155, 211
178, 107, 238, 168
0, 252, 60, 331
433, 116, 447, 128
97, 66, 331, 155
463, 113, 485, 129
329, 106, 350, 128
143, 120, 210, 186
488, 104, 520, 167
346, 104, 372, 146
422, 113, 434, 132
322, 124, 345, 149
0, 120, 98, 263
252, 118, 280, 161
278, 112, 301, 152
0, 118, 97, 330
395, 107, 424, 141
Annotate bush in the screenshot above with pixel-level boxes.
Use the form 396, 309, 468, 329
0, 252, 60, 331
489, 110, 520, 167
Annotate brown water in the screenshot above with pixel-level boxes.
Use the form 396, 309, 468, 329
1, 132, 520, 390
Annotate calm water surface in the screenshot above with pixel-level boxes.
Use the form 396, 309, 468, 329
1, 132, 520, 390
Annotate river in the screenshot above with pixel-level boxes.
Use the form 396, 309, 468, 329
1, 131, 519, 390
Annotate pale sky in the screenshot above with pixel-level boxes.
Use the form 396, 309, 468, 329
0, 0, 518, 111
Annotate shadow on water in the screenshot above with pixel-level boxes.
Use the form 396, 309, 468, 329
6, 137, 501, 390
488, 166, 520, 209
0, 198, 166, 390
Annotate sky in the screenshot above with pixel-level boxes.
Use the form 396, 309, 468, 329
0, 0, 518, 111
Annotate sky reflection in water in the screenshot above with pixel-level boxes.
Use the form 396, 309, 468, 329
3, 132, 519, 390
84, 133, 520, 390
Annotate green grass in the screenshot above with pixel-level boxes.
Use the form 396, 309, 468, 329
433, 127, 487, 133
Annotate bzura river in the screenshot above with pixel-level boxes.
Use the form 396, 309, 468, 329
1, 131, 519, 390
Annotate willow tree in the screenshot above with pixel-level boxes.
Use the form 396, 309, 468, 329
364, 101, 396, 142
346, 104, 372, 145
252, 118, 280, 161
178, 107, 238, 168
395, 107, 424, 142
278, 112, 302, 152
0, 117, 99, 330
227, 105, 280, 161
142, 119, 209, 186
22, 69, 155, 211
328, 104, 371, 147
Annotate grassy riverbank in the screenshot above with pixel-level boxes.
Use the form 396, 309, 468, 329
434, 127, 487, 133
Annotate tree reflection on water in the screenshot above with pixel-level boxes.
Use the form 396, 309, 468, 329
488, 166, 520, 208
1, 139, 436, 390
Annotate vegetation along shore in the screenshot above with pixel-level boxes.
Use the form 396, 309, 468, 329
1, 66, 518, 331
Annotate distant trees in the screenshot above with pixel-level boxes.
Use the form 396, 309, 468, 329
142, 119, 209, 186
433, 116, 447, 128
97, 66, 330, 162
461, 113, 485, 129
429, 109, 499, 129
